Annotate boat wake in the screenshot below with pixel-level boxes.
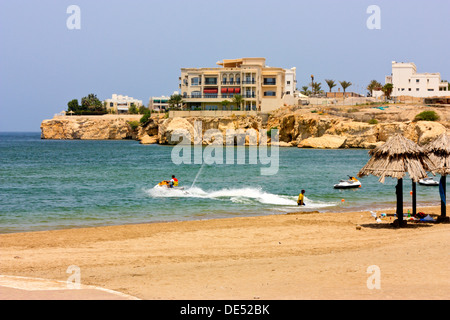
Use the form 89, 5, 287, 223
145, 186, 336, 209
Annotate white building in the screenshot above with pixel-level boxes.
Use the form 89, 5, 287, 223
284, 67, 297, 96
149, 96, 170, 112
104, 94, 143, 114
386, 61, 449, 98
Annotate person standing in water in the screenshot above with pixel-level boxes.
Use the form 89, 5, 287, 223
297, 190, 306, 206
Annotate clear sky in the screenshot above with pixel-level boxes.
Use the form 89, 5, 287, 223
0, 0, 449, 132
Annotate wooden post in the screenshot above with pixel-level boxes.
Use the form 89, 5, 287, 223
438, 175, 449, 223
396, 178, 404, 227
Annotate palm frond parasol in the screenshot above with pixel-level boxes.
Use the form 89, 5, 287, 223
358, 134, 435, 227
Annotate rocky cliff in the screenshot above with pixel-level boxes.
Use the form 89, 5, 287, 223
40, 117, 136, 140
41, 105, 450, 148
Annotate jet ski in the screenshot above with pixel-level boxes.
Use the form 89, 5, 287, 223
334, 176, 361, 189
156, 180, 185, 190
418, 177, 439, 186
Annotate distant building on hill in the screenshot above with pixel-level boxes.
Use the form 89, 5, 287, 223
386, 61, 449, 98
148, 95, 170, 112
179, 57, 297, 113
104, 94, 143, 114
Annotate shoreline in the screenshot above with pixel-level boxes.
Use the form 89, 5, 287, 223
0, 200, 444, 235
1, 206, 449, 300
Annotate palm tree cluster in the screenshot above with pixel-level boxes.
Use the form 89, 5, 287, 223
300, 78, 353, 97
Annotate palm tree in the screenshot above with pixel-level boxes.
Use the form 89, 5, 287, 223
221, 100, 230, 111
300, 86, 311, 96
232, 94, 244, 110
367, 80, 382, 96
168, 94, 183, 109
310, 82, 323, 95
325, 79, 337, 92
382, 83, 394, 100
339, 81, 352, 97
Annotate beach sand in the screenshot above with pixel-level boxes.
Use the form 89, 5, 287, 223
1, 206, 449, 300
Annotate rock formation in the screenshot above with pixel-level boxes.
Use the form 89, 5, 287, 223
40, 105, 449, 149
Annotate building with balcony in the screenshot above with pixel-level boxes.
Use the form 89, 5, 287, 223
179, 58, 296, 113
386, 61, 449, 98
104, 94, 143, 114
149, 95, 170, 112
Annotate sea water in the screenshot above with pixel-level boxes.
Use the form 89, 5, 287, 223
0, 132, 445, 233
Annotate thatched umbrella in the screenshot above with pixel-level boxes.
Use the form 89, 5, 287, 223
425, 133, 450, 223
358, 134, 435, 227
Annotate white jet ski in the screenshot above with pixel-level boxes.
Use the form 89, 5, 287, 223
334, 176, 362, 189
418, 177, 439, 186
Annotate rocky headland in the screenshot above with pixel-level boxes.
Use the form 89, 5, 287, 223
40, 104, 450, 148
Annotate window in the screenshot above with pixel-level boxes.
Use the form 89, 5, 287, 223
408, 88, 411, 91
264, 91, 276, 97
191, 77, 201, 86
205, 105, 218, 110
110, 102, 113, 107
192, 91, 201, 98
205, 77, 217, 85
286, 91, 290, 95
416, 88, 420, 91
428, 89, 434, 91
416, 79, 420, 83
287, 81, 291, 85
264, 78, 276, 85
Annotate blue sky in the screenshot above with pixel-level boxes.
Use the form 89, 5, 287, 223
0, 0, 449, 132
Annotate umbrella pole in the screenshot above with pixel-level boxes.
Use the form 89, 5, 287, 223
396, 178, 404, 227
412, 181, 416, 217
438, 175, 449, 223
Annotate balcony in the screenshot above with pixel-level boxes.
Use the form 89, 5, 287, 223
184, 94, 245, 99
242, 80, 256, 85
204, 78, 218, 85
221, 80, 241, 85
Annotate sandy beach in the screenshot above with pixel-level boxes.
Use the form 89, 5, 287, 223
1, 206, 449, 300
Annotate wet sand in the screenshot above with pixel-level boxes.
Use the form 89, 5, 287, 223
1, 206, 449, 300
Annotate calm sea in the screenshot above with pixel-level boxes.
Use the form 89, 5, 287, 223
0, 132, 445, 233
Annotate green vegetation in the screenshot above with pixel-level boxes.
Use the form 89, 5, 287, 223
140, 109, 152, 124
221, 100, 230, 110
367, 80, 382, 96
325, 79, 337, 92
128, 121, 140, 131
339, 81, 352, 96
168, 94, 183, 109
67, 93, 107, 115
232, 94, 243, 110
414, 110, 440, 122
368, 118, 379, 124
300, 86, 311, 96
267, 127, 277, 138
138, 105, 148, 114
381, 83, 394, 99
128, 104, 138, 114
